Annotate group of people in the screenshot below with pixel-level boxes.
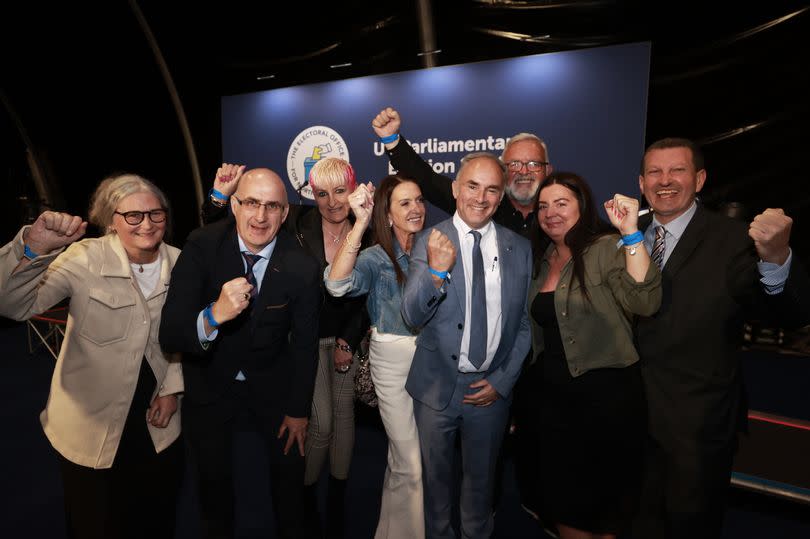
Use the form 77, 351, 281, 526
0, 105, 806, 539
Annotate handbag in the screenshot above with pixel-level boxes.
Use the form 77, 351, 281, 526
353, 338, 377, 407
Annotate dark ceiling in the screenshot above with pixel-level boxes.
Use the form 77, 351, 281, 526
1, 0, 808, 256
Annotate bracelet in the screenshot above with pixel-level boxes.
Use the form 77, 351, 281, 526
203, 302, 220, 328
23, 244, 39, 260
335, 342, 353, 353
621, 231, 644, 246
380, 133, 399, 144
429, 267, 448, 279
209, 189, 228, 208
344, 235, 362, 252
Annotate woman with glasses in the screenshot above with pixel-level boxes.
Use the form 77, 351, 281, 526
0, 174, 183, 539
202, 159, 369, 538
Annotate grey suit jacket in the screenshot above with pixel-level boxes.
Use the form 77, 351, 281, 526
402, 217, 532, 411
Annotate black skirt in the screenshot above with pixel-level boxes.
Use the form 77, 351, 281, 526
531, 291, 646, 534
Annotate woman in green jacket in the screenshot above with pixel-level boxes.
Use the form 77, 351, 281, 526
529, 172, 661, 539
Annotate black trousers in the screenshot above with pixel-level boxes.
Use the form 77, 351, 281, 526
183, 381, 308, 539
631, 432, 735, 539
58, 358, 183, 539
510, 356, 543, 513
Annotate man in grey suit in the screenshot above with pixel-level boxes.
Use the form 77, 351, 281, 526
402, 152, 533, 538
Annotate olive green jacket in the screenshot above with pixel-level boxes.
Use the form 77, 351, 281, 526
529, 234, 661, 377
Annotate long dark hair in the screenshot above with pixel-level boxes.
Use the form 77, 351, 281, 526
533, 172, 612, 302
372, 175, 418, 285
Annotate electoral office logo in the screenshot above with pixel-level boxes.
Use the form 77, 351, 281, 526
286, 126, 350, 200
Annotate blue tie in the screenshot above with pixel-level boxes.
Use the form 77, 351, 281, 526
469, 230, 487, 369
242, 252, 261, 299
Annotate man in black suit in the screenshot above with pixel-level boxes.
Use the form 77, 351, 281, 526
160, 168, 321, 539
633, 138, 809, 539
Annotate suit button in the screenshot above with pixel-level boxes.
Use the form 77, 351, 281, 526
451, 354, 458, 361
457, 323, 463, 330
560, 283, 566, 289
561, 311, 567, 317
568, 337, 575, 344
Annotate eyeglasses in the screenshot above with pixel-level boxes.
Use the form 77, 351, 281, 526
114, 209, 167, 225
233, 195, 286, 213
505, 160, 549, 172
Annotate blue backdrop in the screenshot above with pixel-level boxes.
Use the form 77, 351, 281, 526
222, 42, 650, 220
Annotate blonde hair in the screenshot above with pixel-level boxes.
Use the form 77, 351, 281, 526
88, 173, 170, 234
309, 157, 357, 192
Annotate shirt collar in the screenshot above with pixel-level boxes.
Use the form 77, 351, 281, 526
652, 200, 697, 242
453, 212, 495, 239
237, 234, 276, 260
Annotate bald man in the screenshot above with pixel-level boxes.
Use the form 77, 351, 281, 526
160, 169, 321, 539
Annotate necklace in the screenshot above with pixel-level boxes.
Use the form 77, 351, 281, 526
324, 223, 349, 244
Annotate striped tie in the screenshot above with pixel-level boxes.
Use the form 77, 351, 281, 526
651, 226, 666, 269
242, 252, 261, 299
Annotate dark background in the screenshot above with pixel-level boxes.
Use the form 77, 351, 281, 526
2, 1, 808, 258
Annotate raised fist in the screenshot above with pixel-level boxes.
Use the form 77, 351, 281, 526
749, 208, 792, 265
348, 182, 375, 224
210, 276, 254, 324
426, 229, 456, 274
603, 194, 641, 236
213, 163, 246, 198
371, 107, 402, 141
24, 211, 88, 255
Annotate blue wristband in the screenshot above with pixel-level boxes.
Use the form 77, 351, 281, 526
23, 244, 39, 259
203, 303, 220, 328
380, 133, 399, 144
429, 267, 448, 279
210, 188, 228, 201
621, 231, 644, 246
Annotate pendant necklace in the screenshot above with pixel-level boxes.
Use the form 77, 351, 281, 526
325, 223, 349, 245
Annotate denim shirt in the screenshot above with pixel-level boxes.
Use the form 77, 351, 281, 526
325, 243, 416, 336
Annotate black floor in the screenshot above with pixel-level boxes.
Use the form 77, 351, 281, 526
2, 320, 810, 538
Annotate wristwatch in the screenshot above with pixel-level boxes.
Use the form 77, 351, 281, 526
335, 342, 353, 354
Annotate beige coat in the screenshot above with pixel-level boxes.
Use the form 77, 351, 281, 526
0, 227, 182, 468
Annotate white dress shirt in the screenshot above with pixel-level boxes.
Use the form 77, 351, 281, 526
453, 213, 502, 373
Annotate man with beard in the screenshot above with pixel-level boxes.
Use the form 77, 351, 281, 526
372, 107, 551, 242
372, 107, 551, 526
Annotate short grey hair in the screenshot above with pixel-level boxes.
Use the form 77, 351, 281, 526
459, 152, 507, 176
88, 173, 170, 234
501, 132, 550, 162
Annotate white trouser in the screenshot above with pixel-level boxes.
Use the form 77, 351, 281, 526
369, 328, 424, 539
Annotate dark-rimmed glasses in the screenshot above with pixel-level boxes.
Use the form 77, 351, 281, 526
233, 195, 286, 213
505, 160, 549, 172
114, 209, 167, 225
